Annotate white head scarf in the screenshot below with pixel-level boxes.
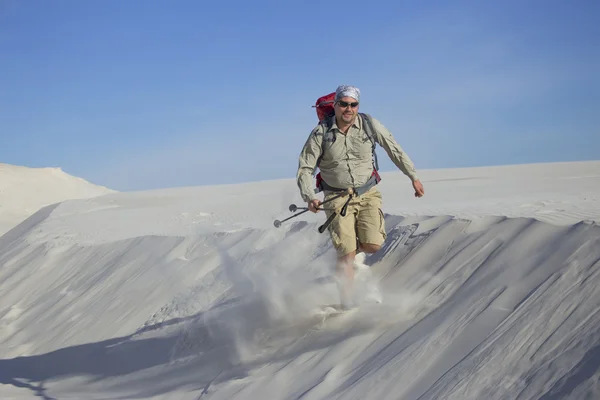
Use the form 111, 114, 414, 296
335, 85, 360, 102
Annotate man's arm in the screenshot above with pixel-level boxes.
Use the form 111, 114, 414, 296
369, 117, 419, 182
296, 127, 323, 203
369, 116, 425, 197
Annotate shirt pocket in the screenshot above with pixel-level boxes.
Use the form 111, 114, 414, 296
349, 133, 374, 162
322, 136, 346, 165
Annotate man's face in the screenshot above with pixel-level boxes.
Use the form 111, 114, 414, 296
334, 96, 359, 124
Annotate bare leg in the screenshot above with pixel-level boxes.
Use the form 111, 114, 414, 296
359, 243, 381, 254
354, 243, 381, 267
336, 251, 356, 308
355, 243, 384, 304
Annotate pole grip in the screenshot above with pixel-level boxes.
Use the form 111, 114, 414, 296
318, 212, 337, 233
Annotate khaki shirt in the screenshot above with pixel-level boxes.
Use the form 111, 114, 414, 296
297, 114, 418, 202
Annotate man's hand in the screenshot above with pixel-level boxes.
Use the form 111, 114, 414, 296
308, 199, 321, 213
413, 179, 425, 198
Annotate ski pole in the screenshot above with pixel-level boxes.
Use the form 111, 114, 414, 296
273, 208, 310, 228
318, 212, 337, 233
273, 190, 351, 228
288, 204, 335, 212
317, 190, 354, 233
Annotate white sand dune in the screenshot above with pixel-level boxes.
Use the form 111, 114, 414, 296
0, 160, 599, 399
0, 163, 114, 236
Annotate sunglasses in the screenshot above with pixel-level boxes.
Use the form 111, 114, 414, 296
337, 100, 359, 108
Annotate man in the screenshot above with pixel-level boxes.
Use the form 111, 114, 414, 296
296, 85, 425, 308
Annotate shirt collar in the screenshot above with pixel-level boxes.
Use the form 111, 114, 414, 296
329, 114, 361, 131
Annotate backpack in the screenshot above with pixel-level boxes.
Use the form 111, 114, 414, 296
312, 92, 381, 193
314, 92, 336, 122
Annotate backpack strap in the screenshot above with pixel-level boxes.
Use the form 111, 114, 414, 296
314, 115, 335, 175
360, 113, 379, 171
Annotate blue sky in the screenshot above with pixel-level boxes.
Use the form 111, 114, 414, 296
1, 0, 599, 191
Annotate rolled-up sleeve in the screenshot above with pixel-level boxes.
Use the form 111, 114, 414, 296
371, 117, 419, 181
296, 127, 323, 202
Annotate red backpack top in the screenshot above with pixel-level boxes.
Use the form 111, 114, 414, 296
313, 92, 336, 122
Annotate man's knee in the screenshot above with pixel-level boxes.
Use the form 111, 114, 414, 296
360, 243, 381, 253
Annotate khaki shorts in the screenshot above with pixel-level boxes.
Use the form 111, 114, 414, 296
323, 187, 387, 257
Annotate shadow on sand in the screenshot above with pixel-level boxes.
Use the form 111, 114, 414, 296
0, 294, 375, 399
